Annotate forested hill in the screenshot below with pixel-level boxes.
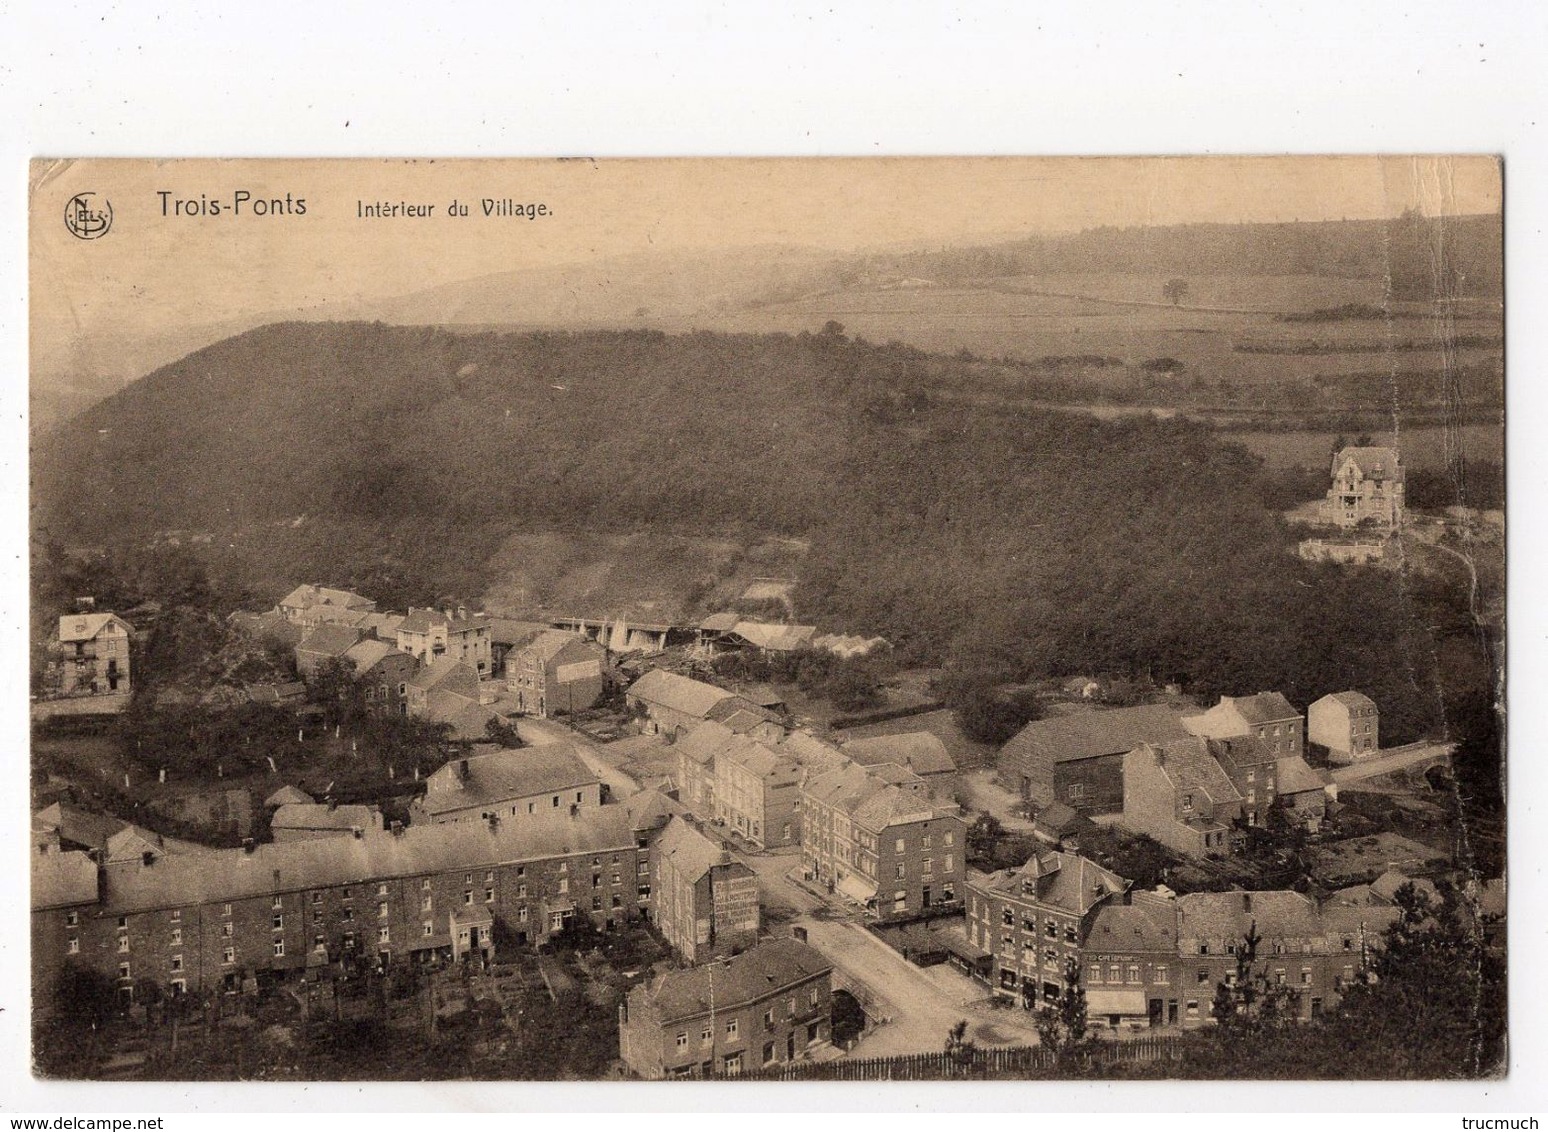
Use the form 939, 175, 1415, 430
35, 321, 1455, 744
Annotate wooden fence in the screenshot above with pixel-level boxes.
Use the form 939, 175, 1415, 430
720, 1034, 1185, 1081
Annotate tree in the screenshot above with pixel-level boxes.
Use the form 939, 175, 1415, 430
1162, 278, 1189, 306
484, 716, 523, 748
1035, 959, 1096, 1065
944, 1019, 980, 1078
944, 674, 1043, 746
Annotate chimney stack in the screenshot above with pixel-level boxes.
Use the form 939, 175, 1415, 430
242, 838, 256, 854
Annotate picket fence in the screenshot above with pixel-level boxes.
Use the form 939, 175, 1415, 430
719, 1034, 1186, 1082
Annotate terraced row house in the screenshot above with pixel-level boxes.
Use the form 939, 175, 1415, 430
32, 806, 651, 1007
800, 759, 967, 919
649, 816, 760, 963
673, 721, 803, 849
965, 850, 1402, 1031
618, 937, 834, 1078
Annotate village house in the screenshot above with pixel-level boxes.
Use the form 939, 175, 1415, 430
997, 704, 1193, 816
618, 937, 833, 1079
714, 735, 803, 849
263, 785, 313, 809
1082, 889, 1182, 1029
343, 639, 420, 717
294, 623, 364, 680
841, 732, 958, 801
358, 611, 407, 642
505, 629, 607, 717
270, 803, 384, 842
276, 584, 377, 626
627, 669, 752, 738
410, 744, 603, 826
649, 816, 760, 964
1119, 738, 1245, 857
32, 806, 647, 1003
1318, 445, 1405, 529
405, 656, 481, 718
801, 759, 967, 919
55, 612, 134, 696
1182, 692, 1326, 827
966, 850, 1130, 1007
1174, 889, 1398, 1026
396, 608, 494, 677
675, 720, 734, 816
1308, 691, 1381, 763
487, 618, 553, 674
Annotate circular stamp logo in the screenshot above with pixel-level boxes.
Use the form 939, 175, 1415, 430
64, 192, 113, 240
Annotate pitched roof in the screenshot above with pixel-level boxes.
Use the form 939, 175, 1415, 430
843, 732, 956, 777
676, 720, 738, 767
360, 612, 407, 637
655, 816, 738, 883
419, 744, 601, 816
1313, 690, 1377, 711
728, 621, 817, 652
34, 801, 123, 851
59, 612, 132, 642
1334, 446, 1404, 481
708, 699, 782, 732
627, 669, 737, 719
32, 850, 100, 910
699, 612, 741, 632
741, 685, 787, 709
1370, 869, 1439, 905
1088, 901, 1177, 953
776, 730, 849, 775
272, 803, 380, 832
399, 609, 490, 636
1149, 737, 1243, 806
717, 736, 796, 781
96, 807, 637, 915
623, 786, 687, 835
1182, 692, 1299, 739
280, 584, 374, 611
1275, 755, 1330, 795
811, 633, 889, 658
264, 785, 314, 807
1002, 705, 1193, 768
296, 623, 363, 657
851, 783, 937, 832
343, 639, 401, 672
410, 656, 479, 692
247, 681, 307, 705
978, 850, 1129, 916
1177, 890, 1323, 943
441, 701, 500, 742
522, 630, 597, 663
635, 938, 831, 1023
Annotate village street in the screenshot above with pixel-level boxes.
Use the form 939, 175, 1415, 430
737, 848, 1042, 1057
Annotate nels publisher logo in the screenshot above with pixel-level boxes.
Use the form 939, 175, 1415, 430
64, 192, 113, 240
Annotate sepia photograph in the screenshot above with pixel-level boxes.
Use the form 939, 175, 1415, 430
26, 155, 1505, 1086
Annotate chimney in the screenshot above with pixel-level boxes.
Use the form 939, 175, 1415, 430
141, 851, 156, 867
457, 759, 470, 782
328, 798, 338, 812
1242, 892, 1252, 913
242, 838, 256, 854
390, 820, 404, 836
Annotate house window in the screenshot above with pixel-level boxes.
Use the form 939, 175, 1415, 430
171, 955, 184, 972
558, 878, 569, 894
119, 963, 131, 980
485, 888, 495, 903
894, 838, 905, 854
1065, 926, 1078, 944
676, 1032, 689, 1050
1301, 968, 1313, 986
273, 915, 284, 930
1181, 794, 1194, 813
171, 929, 183, 946
222, 903, 233, 917
223, 948, 235, 965
311, 891, 323, 904
944, 831, 955, 847
942, 882, 955, 901
1003, 909, 1015, 927
464, 891, 474, 906
118, 937, 130, 953
894, 863, 905, 880
763, 1008, 774, 1029
810, 987, 820, 1008
1068, 783, 1084, 801
1199, 943, 1210, 955
67, 937, 79, 954
701, 1025, 712, 1045
1156, 965, 1169, 985
1197, 969, 1209, 984
1186, 1000, 1199, 1019
273, 940, 285, 957
762, 1042, 776, 1065
1109, 964, 1121, 983
726, 1019, 738, 1038
922, 857, 933, 876
1045, 922, 1058, 938
421, 896, 433, 912
222, 923, 234, 938
1089, 965, 1103, 984
723, 1052, 742, 1076
170, 908, 181, 922
378, 927, 390, 944
922, 833, 933, 849
1128, 964, 1140, 984
272, 896, 283, 910
518, 907, 529, 923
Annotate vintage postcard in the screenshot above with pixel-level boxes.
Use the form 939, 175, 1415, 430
28, 156, 1504, 1082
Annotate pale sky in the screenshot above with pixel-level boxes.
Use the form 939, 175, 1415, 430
31, 155, 1501, 360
